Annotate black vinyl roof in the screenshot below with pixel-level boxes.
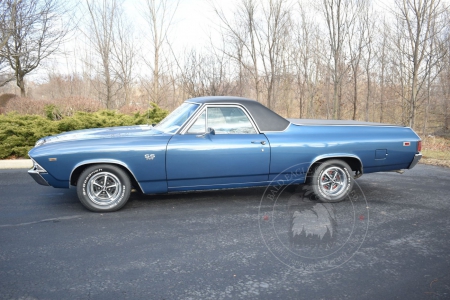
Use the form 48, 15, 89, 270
186, 96, 290, 132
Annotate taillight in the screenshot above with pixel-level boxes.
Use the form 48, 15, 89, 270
417, 141, 422, 152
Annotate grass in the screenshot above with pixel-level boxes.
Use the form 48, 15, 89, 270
420, 136, 450, 168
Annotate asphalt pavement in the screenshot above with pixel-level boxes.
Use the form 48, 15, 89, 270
0, 164, 449, 299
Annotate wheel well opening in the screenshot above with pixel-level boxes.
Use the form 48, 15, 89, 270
70, 163, 142, 192
308, 157, 363, 177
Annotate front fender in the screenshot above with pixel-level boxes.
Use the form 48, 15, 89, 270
70, 159, 144, 192
28, 135, 172, 194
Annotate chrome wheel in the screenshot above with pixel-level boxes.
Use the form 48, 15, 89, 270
309, 159, 354, 203
77, 164, 131, 212
318, 167, 348, 197
87, 172, 122, 206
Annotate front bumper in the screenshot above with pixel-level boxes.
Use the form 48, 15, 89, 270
28, 169, 50, 186
408, 153, 422, 169
28, 159, 50, 186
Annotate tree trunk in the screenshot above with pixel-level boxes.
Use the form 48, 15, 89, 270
410, 71, 418, 128
352, 66, 358, 120
366, 68, 370, 122
103, 56, 112, 109
379, 57, 385, 123
18, 75, 26, 97
333, 53, 340, 119
333, 80, 339, 119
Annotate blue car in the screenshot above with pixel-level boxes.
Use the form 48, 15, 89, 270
28, 96, 422, 212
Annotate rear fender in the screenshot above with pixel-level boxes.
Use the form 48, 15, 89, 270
306, 154, 363, 182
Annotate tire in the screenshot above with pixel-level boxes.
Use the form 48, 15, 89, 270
76, 164, 131, 212
308, 159, 354, 203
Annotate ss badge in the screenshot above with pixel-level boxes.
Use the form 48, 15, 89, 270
145, 154, 155, 160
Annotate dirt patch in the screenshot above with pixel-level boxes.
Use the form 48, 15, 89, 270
420, 136, 450, 168
420, 158, 450, 168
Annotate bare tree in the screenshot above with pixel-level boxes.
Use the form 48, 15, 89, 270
347, 0, 369, 120
421, 9, 447, 135
180, 48, 233, 98
141, 0, 179, 106
211, 6, 246, 97
393, 0, 446, 128
0, 0, 18, 50
440, 10, 450, 132
361, 0, 376, 122
0, 0, 68, 96
376, 17, 390, 123
0, 0, 17, 87
111, 14, 137, 106
212, 0, 262, 101
258, 0, 293, 110
85, 0, 121, 109
320, 0, 359, 119
292, 3, 322, 118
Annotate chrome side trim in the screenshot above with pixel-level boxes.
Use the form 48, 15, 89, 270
291, 124, 404, 127
178, 104, 207, 134
408, 153, 422, 169
176, 103, 208, 134
179, 104, 261, 135
168, 180, 273, 190
185, 100, 291, 132
161, 102, 201, 135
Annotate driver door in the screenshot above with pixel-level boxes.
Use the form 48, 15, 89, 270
166, 105, 270, 191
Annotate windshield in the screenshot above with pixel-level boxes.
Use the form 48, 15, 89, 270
154, 102, 200, 133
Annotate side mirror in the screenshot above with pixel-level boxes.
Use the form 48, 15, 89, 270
196, 127, 215, 138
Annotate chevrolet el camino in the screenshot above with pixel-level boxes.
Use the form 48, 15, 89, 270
28, 96, 422, 212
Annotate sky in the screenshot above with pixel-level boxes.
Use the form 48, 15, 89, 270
29, 0, 230, 81
29, 0, 399, 82
158, 0, 220, 49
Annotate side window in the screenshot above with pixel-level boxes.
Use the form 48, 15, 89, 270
187, 110, 206, 134
207, 107, 256, 134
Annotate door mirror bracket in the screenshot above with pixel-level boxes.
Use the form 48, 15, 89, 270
196, 127, 215, 138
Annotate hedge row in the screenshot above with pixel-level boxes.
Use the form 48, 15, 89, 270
0, 105, 168, 159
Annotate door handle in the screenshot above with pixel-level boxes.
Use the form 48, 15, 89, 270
252, 141, 266, 145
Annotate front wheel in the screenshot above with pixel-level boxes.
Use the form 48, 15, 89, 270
309, 159, 354, 203
77, 164, 131, 212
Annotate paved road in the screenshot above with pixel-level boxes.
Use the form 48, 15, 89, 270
0, 164, 449, 299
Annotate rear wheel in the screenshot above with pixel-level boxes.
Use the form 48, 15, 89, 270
77, 164, 131, 212
309, 159, 354, 203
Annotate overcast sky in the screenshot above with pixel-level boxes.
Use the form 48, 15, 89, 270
34, 0, 397, 82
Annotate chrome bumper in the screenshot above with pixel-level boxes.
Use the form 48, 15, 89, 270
28, 159, 50, 186
28, 169, 50, 186
408, 153, 422, 169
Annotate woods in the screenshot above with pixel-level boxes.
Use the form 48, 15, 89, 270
1, 0, 449, 135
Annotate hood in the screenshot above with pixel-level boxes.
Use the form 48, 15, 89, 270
35, 125, 163, 146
